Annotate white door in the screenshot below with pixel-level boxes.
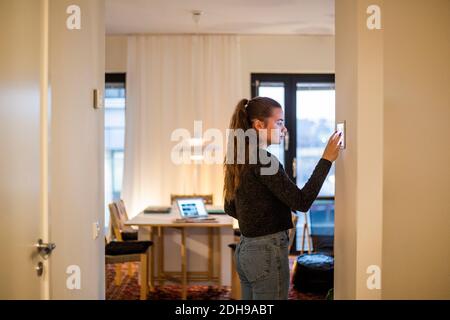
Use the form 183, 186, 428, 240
0, 0, 105, 299
0, 0, 48, 299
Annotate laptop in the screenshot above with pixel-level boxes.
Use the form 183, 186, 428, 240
176, 198, 214, 220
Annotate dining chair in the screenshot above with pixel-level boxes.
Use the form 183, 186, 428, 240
109, 201, 138, 241
108, 200, 140, 280
105, 238, 153, 300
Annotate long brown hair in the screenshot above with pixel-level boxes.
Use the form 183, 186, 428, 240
223, 97, 282, 202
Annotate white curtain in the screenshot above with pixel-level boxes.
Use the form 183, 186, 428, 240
122, 35, 242, 217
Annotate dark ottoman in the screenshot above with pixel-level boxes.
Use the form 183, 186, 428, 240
292, 253, 334, 293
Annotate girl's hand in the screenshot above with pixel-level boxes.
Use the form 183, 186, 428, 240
322, 131, 342, 162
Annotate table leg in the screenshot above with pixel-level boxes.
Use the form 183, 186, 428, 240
181, 228, 187, 300
158, 227, 165, 286
217, 227, 222, 288
149, 226, 155, 292
208, 228, 213, 282
140, 253, 148, 300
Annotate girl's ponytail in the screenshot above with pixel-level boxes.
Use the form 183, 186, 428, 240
223, 97, 282, 202
228, 98, 251, 131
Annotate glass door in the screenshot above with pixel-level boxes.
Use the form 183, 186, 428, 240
295, 80, 335, 253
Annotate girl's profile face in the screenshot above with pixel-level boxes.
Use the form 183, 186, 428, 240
253, 107, 287, 145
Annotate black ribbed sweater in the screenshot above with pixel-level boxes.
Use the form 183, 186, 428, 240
224, 150, 332, 237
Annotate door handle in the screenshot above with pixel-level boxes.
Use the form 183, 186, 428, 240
292, 157, 297, 178
35, 239, 56, 259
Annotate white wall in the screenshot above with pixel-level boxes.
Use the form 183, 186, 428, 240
335, 0, 384, 300
335, 0, 450, 299
106, 35, 127, 73
334, 0, 359, 299
49, 0, 105, 299
106, 34, 335, 92
382, 0, 450, 299
240, 35, 334, 96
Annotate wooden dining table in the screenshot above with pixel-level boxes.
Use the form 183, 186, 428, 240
125, 210, 234, 299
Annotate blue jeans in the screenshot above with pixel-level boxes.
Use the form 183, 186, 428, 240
235, 230, 290, 300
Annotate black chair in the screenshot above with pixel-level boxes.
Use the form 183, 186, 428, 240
105, 240, 153, 300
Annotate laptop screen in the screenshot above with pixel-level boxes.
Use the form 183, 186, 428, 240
176, 198, 208, 218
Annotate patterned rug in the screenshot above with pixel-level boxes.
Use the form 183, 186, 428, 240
106, 256, 327, 300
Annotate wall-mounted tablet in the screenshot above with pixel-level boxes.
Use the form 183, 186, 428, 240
336, 121, 346, 149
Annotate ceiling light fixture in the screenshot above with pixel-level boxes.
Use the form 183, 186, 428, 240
191, 10, 203, 34
191, 10, 203, 24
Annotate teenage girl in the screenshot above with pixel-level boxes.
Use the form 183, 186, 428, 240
224, 97, 341, 300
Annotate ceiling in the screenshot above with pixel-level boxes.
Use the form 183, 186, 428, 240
106, 0, 335, 35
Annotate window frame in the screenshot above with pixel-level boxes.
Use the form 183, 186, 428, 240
105, 73, 126, 204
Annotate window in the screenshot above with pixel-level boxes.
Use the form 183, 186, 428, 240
105, 73, 126, 230
296, 82, 335, 197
